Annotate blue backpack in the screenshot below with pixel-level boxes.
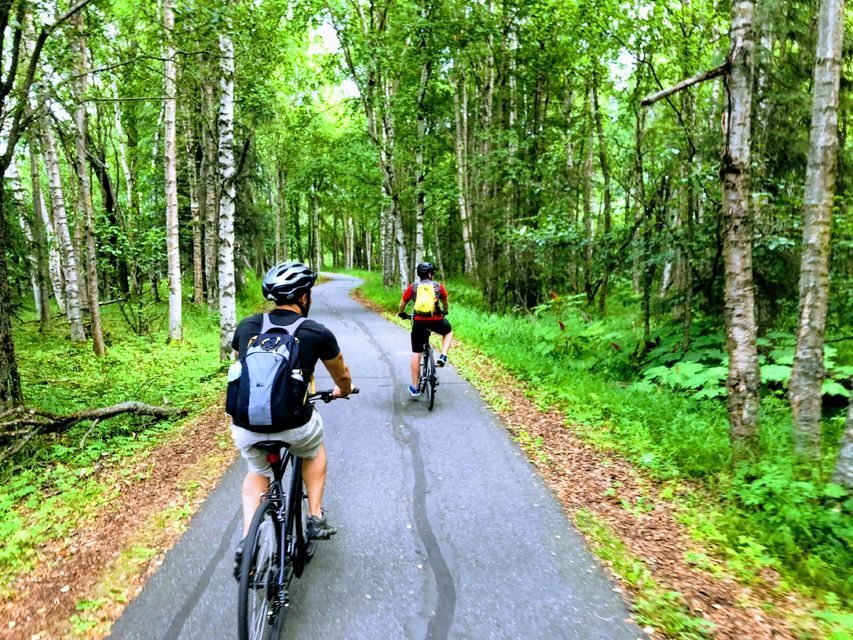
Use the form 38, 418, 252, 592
226, 315, 311, 432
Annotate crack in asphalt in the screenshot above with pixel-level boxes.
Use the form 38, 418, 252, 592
328, 281, 457, 640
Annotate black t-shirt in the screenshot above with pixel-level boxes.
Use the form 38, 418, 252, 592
231, 309, 340, 380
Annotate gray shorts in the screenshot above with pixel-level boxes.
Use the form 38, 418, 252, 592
231, 410, 324, 478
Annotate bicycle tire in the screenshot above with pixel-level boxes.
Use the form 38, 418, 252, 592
238, 499, 280, 640
426, 350, 436, 411
419, 348, 429, 393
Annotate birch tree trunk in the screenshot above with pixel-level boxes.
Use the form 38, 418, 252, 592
346, 216, 355, 269
42, 111, 85, 343
72, 11, 105, 355
8, 163, 43, 318
592, 75, 612, 315
26, 135, 55, 324
187, 125, 204, 305
217, 30, 237, 361
203, 81, 219, 307
721, 0, 761, 442
276, 164, 287, 262
582, 119, 594, 302
453, 70, 477, 275
163, 0, 182, 340
788, 0, 845, 456
414, 58, 430, 265
29, 133, 65, 313
311, 183, 322, 270
832, 400, 853, 489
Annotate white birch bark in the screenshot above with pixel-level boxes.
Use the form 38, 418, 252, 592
42, 112, 85, 342
72, 11, 105, 356
833, 400, 853, 489
112, 82, 134, 221
7, 164, 41, 316
788, 0, 845, 456
346, 216, 355, 269
203, 82, 219, 306
721, 0, 761, 441
27, 133, 60, 319
453, 70, 477, 275
163, 0, 182, 341
217, 30, 237, 360
187, 126, 203, 305
29, 136, 65, 313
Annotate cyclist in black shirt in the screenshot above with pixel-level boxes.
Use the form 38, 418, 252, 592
230, 263, 353, 579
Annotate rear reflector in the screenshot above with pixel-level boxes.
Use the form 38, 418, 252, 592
267, 453, 281, 464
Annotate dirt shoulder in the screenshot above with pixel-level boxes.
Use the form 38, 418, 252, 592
2, 405, 235, 640
352, 288, 814, 640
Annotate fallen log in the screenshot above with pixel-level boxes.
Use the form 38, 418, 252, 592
0, 402, 187, 440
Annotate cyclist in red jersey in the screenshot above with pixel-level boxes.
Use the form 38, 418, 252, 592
397, 262, 453, 397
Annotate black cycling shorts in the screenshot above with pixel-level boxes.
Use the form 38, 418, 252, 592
411, 318, 452, 352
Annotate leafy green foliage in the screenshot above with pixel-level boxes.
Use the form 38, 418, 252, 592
355, 271, 853, 603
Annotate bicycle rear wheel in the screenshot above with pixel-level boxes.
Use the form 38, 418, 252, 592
238, 499, 281, 640
426, 350, 436, 411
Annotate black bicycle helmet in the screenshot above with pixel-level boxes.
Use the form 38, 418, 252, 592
416, 262, 435, 278
262, 262, 317, 305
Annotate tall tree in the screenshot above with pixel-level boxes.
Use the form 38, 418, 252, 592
787, 0, 845, 456
217, 19, 237, 360
721, 0, 760, 443
42, 111, 86, 344
163, 0, 182, 341
72, 10, 105, 356
0, 0, 93, 405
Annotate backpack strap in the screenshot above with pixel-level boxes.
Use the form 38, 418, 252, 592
259, 314, 309, 335
285, 316, 309, 336
259, 313, 276, 334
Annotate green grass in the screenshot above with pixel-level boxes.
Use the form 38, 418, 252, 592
347, 269, 852, 617
0, 274, 270, 590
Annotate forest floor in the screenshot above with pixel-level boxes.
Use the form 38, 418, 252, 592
352, 288, 835, 640
1, 405, 234, 640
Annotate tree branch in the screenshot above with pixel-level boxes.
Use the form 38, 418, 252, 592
0, 401, 187, 439
640, 63, 728, 107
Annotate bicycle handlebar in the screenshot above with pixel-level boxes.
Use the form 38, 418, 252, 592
308, 387, 360, 403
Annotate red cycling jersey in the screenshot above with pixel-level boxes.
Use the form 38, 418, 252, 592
401, 283, 448, 321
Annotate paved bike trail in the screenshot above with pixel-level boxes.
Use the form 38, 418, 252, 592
109, 274, 641, 640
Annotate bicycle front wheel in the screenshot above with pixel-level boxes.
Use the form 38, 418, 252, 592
238, 499, 280, 640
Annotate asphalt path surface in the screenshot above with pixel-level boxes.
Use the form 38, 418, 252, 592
110, 274, 640, 640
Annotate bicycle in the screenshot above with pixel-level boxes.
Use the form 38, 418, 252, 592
399, 313, 438, 411
237, 388, 359, 640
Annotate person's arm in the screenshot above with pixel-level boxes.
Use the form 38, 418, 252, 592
439, 284, 449, 315
322, 353, 353, 397
398, 284, 412, 316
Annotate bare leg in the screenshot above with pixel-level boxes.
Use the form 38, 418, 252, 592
302, 444, 327, 518
410, 353, 420, 386
441, 331, 453, 356
241, 472, 270, 537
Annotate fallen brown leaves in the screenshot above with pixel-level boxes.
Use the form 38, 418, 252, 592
455, 345, 801, 640
351, 287, 807, 639
1, 405, 235, 640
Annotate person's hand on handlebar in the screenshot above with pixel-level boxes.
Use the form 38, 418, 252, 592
398, 311, 411, 320
331, 385, 349, 398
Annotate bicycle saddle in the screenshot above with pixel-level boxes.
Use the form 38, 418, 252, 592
251, 440, 292, 454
